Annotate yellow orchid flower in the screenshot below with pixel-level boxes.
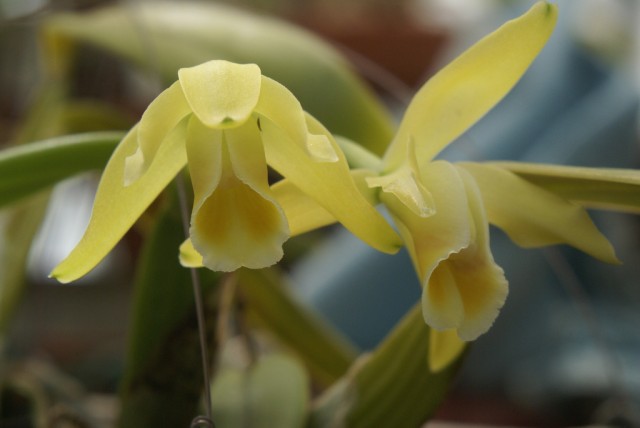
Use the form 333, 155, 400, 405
287, 2, 632, 371
369, 3, 564, 369
51, 60, 401, 282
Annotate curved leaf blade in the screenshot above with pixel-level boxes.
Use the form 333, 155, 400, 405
0, 132, 122, 208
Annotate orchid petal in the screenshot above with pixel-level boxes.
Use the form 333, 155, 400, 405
367, 139, 435, 218
124, 81, 191, 185
383, 2, 557, 170
178, 60, 261, 128
256, 77, 338, 162
381, 161, 471, 280
189, 122, 289, 272
185, 117, 223, 214
437, 168, 508, 340
270, 179, 335, 236
429, 329, 466, 373
178, 178, 333, 269
51, 120, 189, 283
272, 169, 379, 236
460, 162, 619, 264
491, 161, 640, 214
262, 114, 402, 254
179, 239, 202, 268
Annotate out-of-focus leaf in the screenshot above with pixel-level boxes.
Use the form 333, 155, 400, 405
119, 193, 219, 428
0, 132, 122, 208
0, 84, 128, 337
211, 352, 309, 428
309, 304, 463, 428
42, 1, 395, 154
237, 268, 357, 386
0, 193, 49, 335
491, 161, 640, 213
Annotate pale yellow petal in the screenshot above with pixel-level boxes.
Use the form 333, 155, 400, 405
460, 162, 619, 264
367, 139, 435, 218
256, 77, 338, 162
271, 179, 336, 236
271, 169, 379, 236
185, 117, 223, 214
490, 161, 640, 214
190, 125, 288, 272
262, 114, 402, 254
422, 263, 464, 330
178, 60, 261, 128
381, 161, 471, 280
124, 81, 192, 185
179, 239, 202, 268
384, 161, 507, 340
383, 2, 558, 170
428, 329, 466, 373
51, 120, 189, 283
438, 168, 508, 341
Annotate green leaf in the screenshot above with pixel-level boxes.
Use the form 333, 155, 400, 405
237, 268, 357, 386
43, 1, 395, 154
491, 161, 640, 214
119, 193, 219, 427
310, 304, 463, 428
0, 132, 123, 208
211, 352, 309, 428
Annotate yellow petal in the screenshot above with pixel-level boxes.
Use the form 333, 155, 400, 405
178, 60, 261, 128
179, 239, 202, 268
383, 1, 557, 171
423, 263, 465, 330
271, 169, 379, 236
262, 113, 402, 254
431, 168, 508, 341
381, 161, 471, 280
256, 77, 337, 162
124, 81, 192, 185
185, 117, 223, 214
428, 329, 466, 373
189, 122, 289, 272
460, 162, 619, 264
384, 161, 507, 341
367, 139, 435, 218
490, 161, 640, 214
270, 179, 336, 237
51, 120, 189, 283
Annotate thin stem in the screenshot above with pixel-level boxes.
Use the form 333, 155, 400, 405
175, 173, 214, 424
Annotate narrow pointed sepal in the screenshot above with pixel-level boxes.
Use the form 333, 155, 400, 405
384, 1, 558, 170
51, 120, 189, 282
460, 162, 619, 264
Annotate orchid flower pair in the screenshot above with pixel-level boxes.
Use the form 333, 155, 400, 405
52, 2, 634, 370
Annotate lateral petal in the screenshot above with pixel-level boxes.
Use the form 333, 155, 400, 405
51, 120, 189, 283
256, 77, 337, 162
178, 60, 261, 128
262, 114, 402, 254
383, 2, 557, 170
459, 162, 619, 264
124, 81, 192, 185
